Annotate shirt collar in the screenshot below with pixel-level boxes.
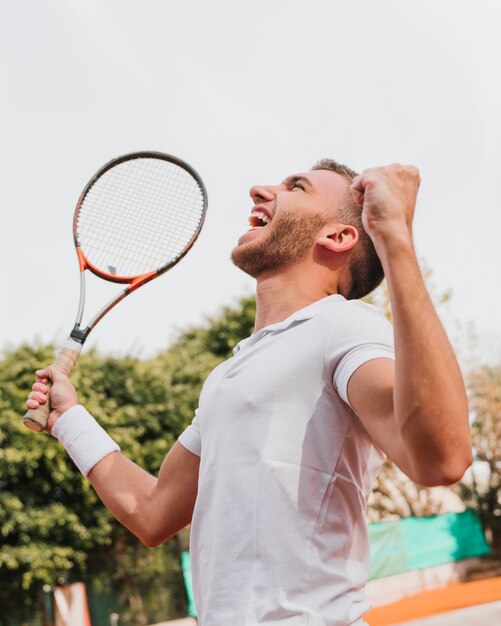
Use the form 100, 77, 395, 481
232, 294, 345, 354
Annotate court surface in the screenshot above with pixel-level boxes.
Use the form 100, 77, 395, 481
397, 600, 501, 625
366, 576, 501, 626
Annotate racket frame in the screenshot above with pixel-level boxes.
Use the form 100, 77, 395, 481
69, 151, 208, 343
24, 150, 208, 431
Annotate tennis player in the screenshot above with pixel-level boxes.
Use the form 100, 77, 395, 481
27, 161, 472, 626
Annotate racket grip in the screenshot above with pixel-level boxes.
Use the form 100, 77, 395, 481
23, 338, 82, 432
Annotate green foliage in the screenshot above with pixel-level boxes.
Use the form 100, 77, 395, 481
165, 293, 255, 362
0, 345, 189, 624
196, 294, 256, 358
0, 296, 257, 624
0, 346, 95, 620
153, 294, 256, 426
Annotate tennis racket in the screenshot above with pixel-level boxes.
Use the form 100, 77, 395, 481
23, 151, 207, 432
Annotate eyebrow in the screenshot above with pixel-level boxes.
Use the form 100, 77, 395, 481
282, 175, 314, 191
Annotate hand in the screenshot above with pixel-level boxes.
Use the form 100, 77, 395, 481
350, 164, 420, 247
26, 366, 78, 432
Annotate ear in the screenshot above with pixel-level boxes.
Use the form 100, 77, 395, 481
317, 224, 359, 253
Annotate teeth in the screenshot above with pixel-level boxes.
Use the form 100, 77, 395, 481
248, 210, 271, 226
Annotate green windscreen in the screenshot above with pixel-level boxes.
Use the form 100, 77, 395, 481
368, 509, 490, 580
181, 550, 197, 617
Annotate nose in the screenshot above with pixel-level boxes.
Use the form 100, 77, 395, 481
249, 184, 276, 205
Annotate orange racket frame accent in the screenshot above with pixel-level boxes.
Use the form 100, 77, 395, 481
76, 247, 157, 289
69, 247, 160, 344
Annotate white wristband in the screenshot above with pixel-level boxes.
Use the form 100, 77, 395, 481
52, 405, 120, 477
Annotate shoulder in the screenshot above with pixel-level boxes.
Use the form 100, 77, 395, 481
315, 296, 392, 335
321, 297, 394, 397
337, 297, 389, 319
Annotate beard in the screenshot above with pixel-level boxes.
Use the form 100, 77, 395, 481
231, 210, 327, 278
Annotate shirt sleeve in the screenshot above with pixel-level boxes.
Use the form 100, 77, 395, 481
178, 409, 202, 457
328, 301, 395, 410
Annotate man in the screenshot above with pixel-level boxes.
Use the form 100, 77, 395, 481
27, 161, 472, 626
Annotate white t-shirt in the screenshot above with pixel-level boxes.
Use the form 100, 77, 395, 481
178, 295, 395, 626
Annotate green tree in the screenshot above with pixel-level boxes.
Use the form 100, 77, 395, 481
153, 293, 256, 421
0, 296, 256, 625
0, 344, 101, 625
0, 345, 187, 625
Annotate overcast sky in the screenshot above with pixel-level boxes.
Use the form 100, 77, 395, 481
2, 0, 500, 366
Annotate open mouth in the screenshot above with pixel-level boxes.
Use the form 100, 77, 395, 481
248, 209, 272, 228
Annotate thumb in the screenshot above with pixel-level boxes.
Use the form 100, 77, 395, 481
350, 176, 365, 207
36, 366, 68, 384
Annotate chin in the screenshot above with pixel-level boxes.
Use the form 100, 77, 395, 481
231, 245, 283, 279
230, 246, 258, 278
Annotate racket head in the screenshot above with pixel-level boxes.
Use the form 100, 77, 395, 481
73, 151, 208, 284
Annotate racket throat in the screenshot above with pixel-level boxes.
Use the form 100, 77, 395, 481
71, 271, 89, 343
72, 268, 132, 343
70, 325, 89, 343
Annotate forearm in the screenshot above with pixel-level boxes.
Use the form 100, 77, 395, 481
72, 442, 195, 547
54, 410, 165, 543
27, 373, 197, 544
376, 236, 472, 484
52, 406, 189, 546
88, 452, 161, 544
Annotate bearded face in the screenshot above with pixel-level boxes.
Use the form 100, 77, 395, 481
231, 210, 327, 278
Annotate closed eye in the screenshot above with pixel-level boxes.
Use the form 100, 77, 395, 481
286, 181, 304, 191
282, 175, 312, 192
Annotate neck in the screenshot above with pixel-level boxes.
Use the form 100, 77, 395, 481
254, 264, 338, 332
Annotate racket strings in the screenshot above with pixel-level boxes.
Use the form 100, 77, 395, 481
79, 165, 202, 270
76, 158, 205, 277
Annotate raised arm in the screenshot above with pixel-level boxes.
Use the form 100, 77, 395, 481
347, 164, 472, 486
26, 367, 199, 546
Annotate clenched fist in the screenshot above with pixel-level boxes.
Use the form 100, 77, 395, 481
350, 164, 420, 247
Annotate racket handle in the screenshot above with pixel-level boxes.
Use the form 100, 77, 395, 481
23, 338, 82, 432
